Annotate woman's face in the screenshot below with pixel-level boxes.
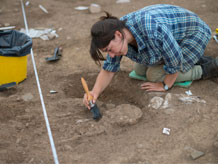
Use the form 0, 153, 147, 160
101, 31, 128, 58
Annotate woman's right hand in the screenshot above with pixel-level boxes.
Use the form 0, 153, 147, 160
83, 91, 99, 110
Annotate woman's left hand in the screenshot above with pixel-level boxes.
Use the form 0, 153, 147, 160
141, 82, 165, 92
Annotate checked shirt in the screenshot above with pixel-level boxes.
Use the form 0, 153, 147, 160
103, 4, 211, 74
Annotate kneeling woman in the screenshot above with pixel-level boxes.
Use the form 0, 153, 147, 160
83, 4, 217, 108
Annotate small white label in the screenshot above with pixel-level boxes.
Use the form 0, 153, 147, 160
162, 128, 170, 135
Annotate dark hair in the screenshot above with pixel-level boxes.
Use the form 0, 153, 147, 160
90, 11, 126, 65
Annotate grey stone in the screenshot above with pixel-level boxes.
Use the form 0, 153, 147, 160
106, 104, 143, 126
191, 150, 205, 160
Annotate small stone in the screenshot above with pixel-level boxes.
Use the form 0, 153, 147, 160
15, 1, 20, 6
47, 33, 56, 40
39, 5, 48, 14
25, 1, 30, 6
106, 103, 116, 109
76, 119, 89, 124
29, 158, 34, 163
162, 93, 172, 109
50, 90, 57, 94
64, 145, 73, 150
136, 143, 143, 149
213, 141, 218, 148
21, 93, 34, 101
212, 108, 218, 113
74, 6, 88, 10
4, 23, 10, 27
191, 150, 205, 160
58, 27, 63, 31
184, 146, 194, 152
25, 123, 29, 127
14, 8, 19, 12
89, 3, 101, 14
16, 138, 21, 144
148, 96, 164, 109
116, 0, 130, 3
164, 108, 175, 115
25, 108, 31, 112
96, 100, 104, 107
15, 122, 23, 130
213, 133, 218, 148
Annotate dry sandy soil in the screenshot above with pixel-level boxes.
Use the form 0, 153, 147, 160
1, 0, 218, 163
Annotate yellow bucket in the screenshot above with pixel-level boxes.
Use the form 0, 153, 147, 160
0, 55, 28, 85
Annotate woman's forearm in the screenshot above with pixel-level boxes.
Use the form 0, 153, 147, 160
163, 72, 179, 88
92, 69, 115, 97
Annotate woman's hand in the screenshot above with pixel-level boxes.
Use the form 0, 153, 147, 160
141, 82, 165, 92
83, 91, 99, 110
141, 72, 179, 92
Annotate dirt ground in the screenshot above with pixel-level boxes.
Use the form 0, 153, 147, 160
1, 0, 218, 163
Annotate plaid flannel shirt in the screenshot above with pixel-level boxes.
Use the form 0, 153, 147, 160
103, 4, 211, 74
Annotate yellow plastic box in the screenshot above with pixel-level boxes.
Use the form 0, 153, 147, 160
0, 55, 28, 85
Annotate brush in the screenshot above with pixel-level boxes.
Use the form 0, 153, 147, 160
81, 77, 102, 120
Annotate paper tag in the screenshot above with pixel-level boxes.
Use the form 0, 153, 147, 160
162, 128, 170, 135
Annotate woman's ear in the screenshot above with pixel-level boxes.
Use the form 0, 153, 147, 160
115, 30, 122, 38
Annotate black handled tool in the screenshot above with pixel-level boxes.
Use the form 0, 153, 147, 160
45, 47, 62, 62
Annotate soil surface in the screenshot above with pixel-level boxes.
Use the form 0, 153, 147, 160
1, 0, 218, 164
